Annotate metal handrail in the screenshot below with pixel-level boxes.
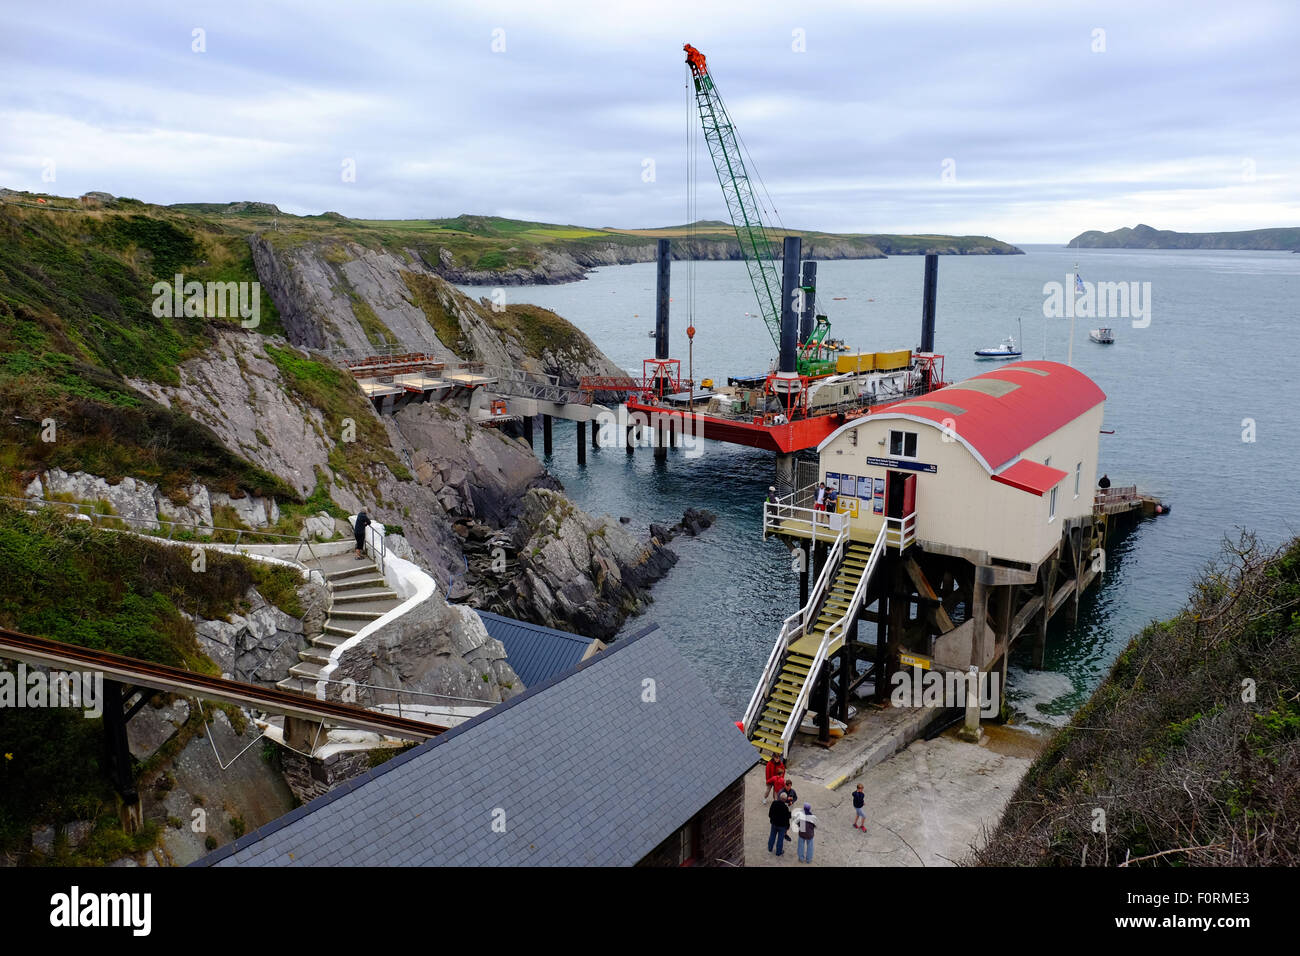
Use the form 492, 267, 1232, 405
883, 511, 916, 550
779, 521, 886, 756
742, 522, 849, 736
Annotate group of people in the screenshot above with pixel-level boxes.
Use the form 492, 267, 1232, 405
762, 756, 818, 862
763, 756, 868, 863
812, 481, 838, 512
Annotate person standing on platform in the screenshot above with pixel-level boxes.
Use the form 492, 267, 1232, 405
852, 783, 866, 830
353, 510, 371, 560
793, 803, 818, 863
767, 792, 792, 856
763, 754, 785, 804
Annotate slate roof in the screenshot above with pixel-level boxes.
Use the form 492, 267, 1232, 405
475, 610, 596, 688
198, 625, 757, 867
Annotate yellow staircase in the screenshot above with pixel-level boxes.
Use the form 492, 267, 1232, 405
750, 541, 875, 762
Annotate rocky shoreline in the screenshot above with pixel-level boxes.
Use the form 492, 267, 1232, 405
429, 236, 1023, 286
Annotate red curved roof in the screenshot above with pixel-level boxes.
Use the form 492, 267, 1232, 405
859, 361, 1106, 472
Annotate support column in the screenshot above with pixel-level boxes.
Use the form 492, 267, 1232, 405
654, 417, 667, 461
626, 424, 635, 455
102, 680, 138, 806
798, 544, 810, 607
815, 662, 831, 744
284, 715, 317, 753
522, 414, 533, 447
542, 414, 553, 456
959, 573, 989, 742
576, 420, 586, 465
592, 417, 600, 449
837, 643, 852, 722
886, 562, 906, 697
1032, 555, 1059, 669
873, 594, 889, 703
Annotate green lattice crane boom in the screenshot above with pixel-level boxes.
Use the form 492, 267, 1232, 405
685, 44, 786, 352
685, 44, 835, 376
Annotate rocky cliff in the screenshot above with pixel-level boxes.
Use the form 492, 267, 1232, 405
427, 234, 1024, 285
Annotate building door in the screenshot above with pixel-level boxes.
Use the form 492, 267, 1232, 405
885, 472, 916, 518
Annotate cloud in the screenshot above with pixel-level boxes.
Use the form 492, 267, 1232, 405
1, 0, 1297, 242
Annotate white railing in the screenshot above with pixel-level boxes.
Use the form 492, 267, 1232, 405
763, 484, 850, 542
778, 521, 887, 757
883, 511, 916, 550
742, 522, 850, 737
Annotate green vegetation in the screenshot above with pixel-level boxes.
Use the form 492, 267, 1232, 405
350, 294, 397, 348
1069, 223, 1300, 251
0, 197, 289, 497
976, 532, 1300, 866
0, 503, 303, 663
485, 303, 596, 364
263, 345, 411, 488
401, 271, 468, 356
0, 502, 308, 856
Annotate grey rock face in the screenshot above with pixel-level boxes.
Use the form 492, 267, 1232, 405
193, 587, 305, 685
485, 488, 678, 640
30, 469, 163, 530
31, 826, 54, 855
127, 698, 191, 760
327, 592, 520, 705
63, 821, 95, 848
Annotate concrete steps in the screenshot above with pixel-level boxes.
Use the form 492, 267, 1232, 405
278, 553, 402, 696
749, 543, 877, 759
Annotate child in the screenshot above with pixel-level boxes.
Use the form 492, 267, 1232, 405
852, 783, 866, 830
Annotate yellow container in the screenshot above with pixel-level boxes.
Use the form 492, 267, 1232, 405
836, 353, 876, 373
874, 348, 912, 370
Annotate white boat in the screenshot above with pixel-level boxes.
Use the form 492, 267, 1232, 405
976, 317, 1024, 359
974, 335, 1021, 359
797, 705, 856, 737
1089, 327, 1114, 344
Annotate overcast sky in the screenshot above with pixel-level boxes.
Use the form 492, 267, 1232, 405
3, 1, 1297, 243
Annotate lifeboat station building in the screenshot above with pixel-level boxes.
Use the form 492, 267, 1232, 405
750, 361, 1112, 760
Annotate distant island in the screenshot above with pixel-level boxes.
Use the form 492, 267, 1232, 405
1068, 223, 1300, 252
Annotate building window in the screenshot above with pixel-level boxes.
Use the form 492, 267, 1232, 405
1049, 486, 1058, 521
676, 820, 699, 866
889, 429, 918, 458
1074, 462, 1082, 498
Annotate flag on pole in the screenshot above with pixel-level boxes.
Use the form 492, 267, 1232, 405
1075, 272, 1084, 294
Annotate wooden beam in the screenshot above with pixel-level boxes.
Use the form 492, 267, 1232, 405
904, 556, 956, 633
1012, 594, 1044, 642
1050, 578, 1076, 615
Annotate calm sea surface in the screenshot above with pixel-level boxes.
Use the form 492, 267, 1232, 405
464, 245, 1300, 724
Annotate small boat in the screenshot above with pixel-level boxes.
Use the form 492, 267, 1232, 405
1089, 327, 1114, 344
798, 714, 847, 737
974, 335, 1021, 359
976, 316, 1024, 359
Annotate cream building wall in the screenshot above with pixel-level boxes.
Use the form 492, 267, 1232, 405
817, 402, 1104, 566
